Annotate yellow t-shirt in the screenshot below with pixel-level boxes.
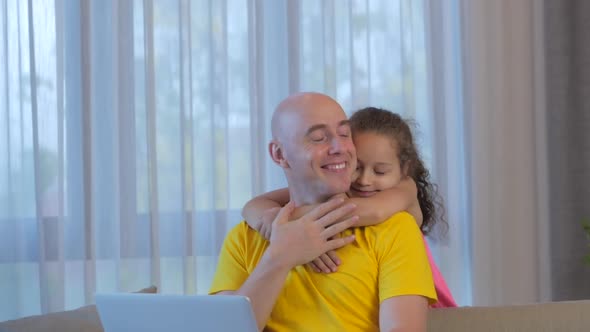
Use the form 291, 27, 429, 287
209, 211, 437, 332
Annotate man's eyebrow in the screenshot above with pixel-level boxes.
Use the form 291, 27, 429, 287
305, 124, 328, 135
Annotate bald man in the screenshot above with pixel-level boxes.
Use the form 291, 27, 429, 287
209, 93, 436, 331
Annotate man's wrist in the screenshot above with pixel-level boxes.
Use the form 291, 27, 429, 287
262, 246, 294, 272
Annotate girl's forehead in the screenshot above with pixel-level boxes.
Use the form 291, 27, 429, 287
354, 131, 399, 147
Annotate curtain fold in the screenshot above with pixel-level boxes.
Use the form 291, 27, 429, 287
1, 0, 469, 320
459, 0, 547, 306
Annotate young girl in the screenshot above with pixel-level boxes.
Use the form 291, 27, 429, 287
243, 107, 457, 308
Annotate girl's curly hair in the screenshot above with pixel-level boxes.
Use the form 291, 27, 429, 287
349, 107, 447, 236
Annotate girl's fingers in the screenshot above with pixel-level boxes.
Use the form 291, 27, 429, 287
319, 253, 337, 272
308, 261, 321, 273
326, 250, 341, 266
312, 257, 331, 273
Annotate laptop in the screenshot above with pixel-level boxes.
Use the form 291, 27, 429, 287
95, 293, 258, 332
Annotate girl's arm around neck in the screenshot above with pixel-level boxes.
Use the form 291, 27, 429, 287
242, 188, 290, 239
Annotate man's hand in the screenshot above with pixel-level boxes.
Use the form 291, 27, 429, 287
267, 198, 358, 269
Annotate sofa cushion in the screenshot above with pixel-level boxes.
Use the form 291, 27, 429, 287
428, 300, 590, 332
0, 305, 103, 332
0, 286, 157, 332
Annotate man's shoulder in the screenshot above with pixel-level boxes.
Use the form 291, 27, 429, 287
226, 220, 249, 234
224, 221, 267, 244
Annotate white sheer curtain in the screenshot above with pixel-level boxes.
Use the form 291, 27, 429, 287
425, 0, 471, 306
0, 0, 471, 321
458, 0, 549, 305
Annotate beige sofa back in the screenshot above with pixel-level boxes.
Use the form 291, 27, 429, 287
428, 300, 590, 332
2, 295, 589, 332
0, 305, 102, 332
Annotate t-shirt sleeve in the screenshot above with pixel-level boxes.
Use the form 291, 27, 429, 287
209, 223, 251, 294
375, 212, 437, 304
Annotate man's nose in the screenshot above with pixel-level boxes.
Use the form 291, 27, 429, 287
328, 136, 346, 154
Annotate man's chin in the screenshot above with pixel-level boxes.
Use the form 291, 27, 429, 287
322, 181, 351, 196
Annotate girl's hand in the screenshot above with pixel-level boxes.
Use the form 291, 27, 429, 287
307, 250, 341, 273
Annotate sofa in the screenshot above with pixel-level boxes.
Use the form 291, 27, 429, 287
427, 300, 590, 331
1, 288, 589, 332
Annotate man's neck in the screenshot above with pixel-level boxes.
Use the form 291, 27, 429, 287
289, 191, 348, 207
288, 192, 349, 220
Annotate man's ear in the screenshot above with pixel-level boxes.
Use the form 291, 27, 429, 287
269, 140, 290, 168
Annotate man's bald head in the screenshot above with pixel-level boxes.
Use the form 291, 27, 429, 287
271, 92, 342, 142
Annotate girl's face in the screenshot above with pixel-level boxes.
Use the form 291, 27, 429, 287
349, 131, 404, 198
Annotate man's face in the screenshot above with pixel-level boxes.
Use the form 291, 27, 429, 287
278, 100, 357, 203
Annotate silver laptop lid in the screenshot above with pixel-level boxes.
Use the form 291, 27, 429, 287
95, 293, 258, 332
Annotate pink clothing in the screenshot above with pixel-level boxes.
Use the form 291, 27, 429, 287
423, 237, 457, 308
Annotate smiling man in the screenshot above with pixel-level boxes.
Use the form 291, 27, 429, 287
209, 92, 436, 331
